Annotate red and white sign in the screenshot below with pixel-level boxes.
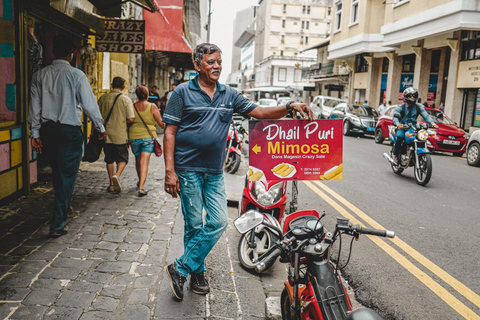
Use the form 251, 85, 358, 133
248, 120, 343, 181
96, 19, 145, 54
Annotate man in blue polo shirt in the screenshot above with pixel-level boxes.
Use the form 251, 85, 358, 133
162, 43, 314, 301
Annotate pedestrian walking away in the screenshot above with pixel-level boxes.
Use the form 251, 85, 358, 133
97, 76, 135, 194
162, 42, 314, 301
129, 85, 165, 196
28, 34, 105, 237
378, 99, 387, 115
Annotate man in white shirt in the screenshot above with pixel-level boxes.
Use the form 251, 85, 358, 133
28, 34, 105, 237
378, 100, 387, 115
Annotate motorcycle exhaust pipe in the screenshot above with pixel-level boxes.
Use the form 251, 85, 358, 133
383, 153, 395, 164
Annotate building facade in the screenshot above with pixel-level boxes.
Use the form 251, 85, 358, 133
329, 0, 480, 133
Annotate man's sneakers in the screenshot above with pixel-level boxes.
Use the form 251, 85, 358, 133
111, 175, 121, 193
190, 273, 210, 295
50, 226, 69, 237
164, 263, 186, 300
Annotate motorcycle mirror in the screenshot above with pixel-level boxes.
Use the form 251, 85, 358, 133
234, 210, 264, 234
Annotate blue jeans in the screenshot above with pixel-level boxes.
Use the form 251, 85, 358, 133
174, 172, 228, 277
393, 129, 405, 157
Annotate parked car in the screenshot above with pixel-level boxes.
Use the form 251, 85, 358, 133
258, 98, 278, 107
375, 106, 469, 157
328, 103, 379, 136
466, 130, 480, 166
276, 97, 291, 106
309, 95, 346, 119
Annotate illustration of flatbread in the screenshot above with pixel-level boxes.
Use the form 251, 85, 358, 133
250, 171, 263, 181
320, 163, 343, 180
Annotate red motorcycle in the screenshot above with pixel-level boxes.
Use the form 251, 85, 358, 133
234, 209, 394, 319
237, 178, 298, 272
225, 121, 247, 174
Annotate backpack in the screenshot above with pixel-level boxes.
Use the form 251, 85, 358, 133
399, 103, 421, 120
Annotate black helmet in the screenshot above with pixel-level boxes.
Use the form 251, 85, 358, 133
403, 87, 418, 105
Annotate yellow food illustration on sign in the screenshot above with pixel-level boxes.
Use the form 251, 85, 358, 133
272, 162, 296, 178
320, 164, 343, 181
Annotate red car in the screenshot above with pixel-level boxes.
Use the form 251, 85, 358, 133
375, 106, 469, 157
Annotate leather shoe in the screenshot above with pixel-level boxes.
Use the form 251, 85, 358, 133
50, 226, 69, 238
190, 272, 210, 295
164, 263, 186, 300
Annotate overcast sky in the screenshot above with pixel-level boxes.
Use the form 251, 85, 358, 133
209, 0, 259, 83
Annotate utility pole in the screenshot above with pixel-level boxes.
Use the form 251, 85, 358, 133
207, 0, 212, 43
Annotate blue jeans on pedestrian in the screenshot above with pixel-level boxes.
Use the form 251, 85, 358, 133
393, 129, 405, 157
174, 172, 228, 277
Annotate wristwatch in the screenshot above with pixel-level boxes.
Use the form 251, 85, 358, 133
285, 101, 293, 113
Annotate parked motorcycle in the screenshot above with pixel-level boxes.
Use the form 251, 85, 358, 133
234, 209, 394, 320
237, 178, 298, 271
383, 123, 436, 186
225, 121, 248, 174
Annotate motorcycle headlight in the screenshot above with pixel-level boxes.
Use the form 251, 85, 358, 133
417, 129, 429, 141
253, 181, 282, 206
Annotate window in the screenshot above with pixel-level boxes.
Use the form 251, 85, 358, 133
327, 22, 331, 34
302, 5, 306, 14
279, 67, 287, 81
281, 35, 285, 44
430, 50, 441, 73
355, 53, 369, 73
402, 54, 416, 72
307, 6, 311, 14
280, 50, 284, 56
282, 20, 285, 28
306, 21, 309, 29
461, 31, 480, 61
305, 36, 309, 45
301, 21, 305, 29
335, 2, 343, 31
328, 7, 332, 15
300, 36, 304, 44
382, 57, 389, 73
283, 4, 286, 13
350, 0, 359, 25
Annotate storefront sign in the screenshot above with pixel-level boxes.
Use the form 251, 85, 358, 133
400, 74, 414, 91
96, 19, 145, 54
429, 74, 438, 92
248, 120, 343, 181
457, 60, 480, 88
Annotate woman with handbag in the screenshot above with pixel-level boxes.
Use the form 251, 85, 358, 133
129, 86, 165, 196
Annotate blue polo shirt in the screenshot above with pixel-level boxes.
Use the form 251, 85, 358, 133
163, 76, 257, 173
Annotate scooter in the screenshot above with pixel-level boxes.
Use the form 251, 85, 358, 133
234, 209, 394, 320
237, 178, 298, 272
225, 121, 248, 174
383, 123, 436, 186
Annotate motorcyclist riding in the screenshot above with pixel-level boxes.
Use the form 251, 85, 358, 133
392, 87, 439, 164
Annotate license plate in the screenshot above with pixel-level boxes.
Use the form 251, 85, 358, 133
443, 140, 460, 145
367, 127, 375, 132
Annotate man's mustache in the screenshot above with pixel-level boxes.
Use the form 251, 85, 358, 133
211, 69, 221, 74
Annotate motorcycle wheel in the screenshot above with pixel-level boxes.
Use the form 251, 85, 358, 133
281, 288, 298, 320
414, 153, 432, 186
238, 228, 275, 272
225, 152, 241, 174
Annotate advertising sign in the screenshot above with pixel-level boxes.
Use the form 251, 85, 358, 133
96, 19, 145, 54
400, 74, 414, 91
248, 120, 343, 181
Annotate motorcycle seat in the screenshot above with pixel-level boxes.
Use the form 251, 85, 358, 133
346, 308, 384, 320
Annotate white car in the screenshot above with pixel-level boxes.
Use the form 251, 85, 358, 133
276, 97, 291, 106
258, 98, 278, 107
309, 95, 346, 119
467, 129, 480, 166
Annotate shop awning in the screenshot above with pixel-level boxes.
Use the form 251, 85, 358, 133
143, 0, 192, 54
88, 0, 159, 17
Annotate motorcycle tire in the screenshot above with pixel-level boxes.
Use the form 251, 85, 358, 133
225, 152, 241, 174
414, 153, 432, 186
281, 288, 299, 320
238, 228, 275, 272
391, 163, 403, 174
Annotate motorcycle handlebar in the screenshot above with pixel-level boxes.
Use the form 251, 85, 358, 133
356, 226, 395, 238
254, 247, 283, 273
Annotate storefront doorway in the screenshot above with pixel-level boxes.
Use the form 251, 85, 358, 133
460, 88, 480, 129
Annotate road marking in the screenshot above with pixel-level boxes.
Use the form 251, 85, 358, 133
313, 181, 480, 310
304, 181, 480, 319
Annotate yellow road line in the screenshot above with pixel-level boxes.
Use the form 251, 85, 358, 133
304, 181, 480, 319
314, 181, 480, 310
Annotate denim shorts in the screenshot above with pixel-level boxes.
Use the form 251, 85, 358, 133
129, 138, 154, 155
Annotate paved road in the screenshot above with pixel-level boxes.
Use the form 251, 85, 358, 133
295, 135, 480, 319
